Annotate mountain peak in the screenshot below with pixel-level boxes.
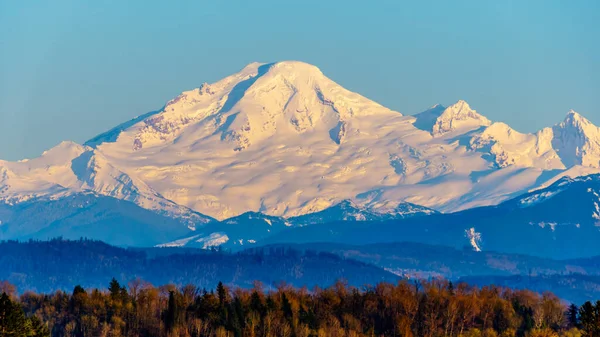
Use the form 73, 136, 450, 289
563, 109, 591, 126
431, 100, 491, 136
235, 61, 323, 82
552, 110, 600, 167
452, 99, 471, 109
444, 100, 477, 115
239, 59, 321, 69
96, 59, 399, 153
558, 110, 596, 134
270, 60, 323, 74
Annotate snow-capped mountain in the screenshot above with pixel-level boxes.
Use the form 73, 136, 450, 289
82, 61, 600, 218
1, 60, 599, 246
467, 110, 600, 170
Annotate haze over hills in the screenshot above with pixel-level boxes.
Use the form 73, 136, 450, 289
1, 60, 599, 248
0, 239, 399, 293
6, 239, 600, 303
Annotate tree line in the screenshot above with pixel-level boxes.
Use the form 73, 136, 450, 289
0, 278, 598, 337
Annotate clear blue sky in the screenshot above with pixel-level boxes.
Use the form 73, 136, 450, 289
0, 0, 598, 160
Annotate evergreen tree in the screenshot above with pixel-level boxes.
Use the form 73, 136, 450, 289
266, 296, 276, 312
250, 290, 264, 315
72, 285, 86, 296
217, 281, 227, 306
230, 296, 244, 337
281, 293, 293, 320
0, 292, 30, 336
579, 301, 597, 337
164, 290, 179, 333
109, 278, 122, 301
567, 303, 579, 329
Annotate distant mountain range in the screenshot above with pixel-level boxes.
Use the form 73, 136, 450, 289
1, 60, 599, 252
157, 200, 437, 249
259, 174, 600, 259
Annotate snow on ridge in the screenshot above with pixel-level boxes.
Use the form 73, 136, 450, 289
155, 234, 202, 247
518, 190, 562, 208
155, 232, 230, 248
518, 174, 600, 207
194, 232, 229, 249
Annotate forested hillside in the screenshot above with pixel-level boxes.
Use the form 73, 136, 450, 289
0, 239, 397, 293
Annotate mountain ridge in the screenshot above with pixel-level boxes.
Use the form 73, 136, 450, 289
257, 173, 600, 259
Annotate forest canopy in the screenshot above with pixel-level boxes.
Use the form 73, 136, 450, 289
0, 277, 591, 337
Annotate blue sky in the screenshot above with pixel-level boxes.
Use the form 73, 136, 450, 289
0, 0, 598, 160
